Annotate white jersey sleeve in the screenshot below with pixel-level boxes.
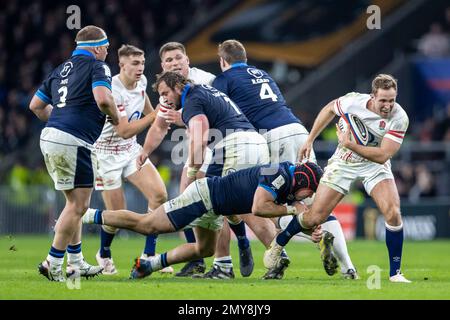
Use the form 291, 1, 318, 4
333, 92, 369, 116
112, 90, 127, 117
384, 106, 409, 144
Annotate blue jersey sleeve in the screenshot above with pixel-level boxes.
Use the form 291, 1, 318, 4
212, 74, 229, 96
91, 61, 112, 91
35, 76, 52, 105
181, 96, 205, 127
258, 166, 289, 201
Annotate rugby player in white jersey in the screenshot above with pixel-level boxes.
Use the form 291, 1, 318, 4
94, 44, 172, 274
265, 74, 411, 283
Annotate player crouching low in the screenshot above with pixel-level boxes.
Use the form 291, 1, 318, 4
82, 161, 330, 280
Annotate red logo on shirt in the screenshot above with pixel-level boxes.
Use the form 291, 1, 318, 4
379, 120, 386, 130
141, 90, 145, 98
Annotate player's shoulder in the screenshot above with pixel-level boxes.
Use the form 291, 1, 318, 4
189, 67, 216, 85
341, 92, 370, 102
392, 102, 409, 122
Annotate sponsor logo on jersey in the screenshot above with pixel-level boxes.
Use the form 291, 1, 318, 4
379, 120, 386, 130
60, 62, 73, 78
247, 68, 264, 79
272, 175, 285, 190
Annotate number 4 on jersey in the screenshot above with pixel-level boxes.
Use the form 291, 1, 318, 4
260, 83, 277, 102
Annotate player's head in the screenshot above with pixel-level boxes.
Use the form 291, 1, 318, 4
75, 25, 109, 61
291, 161, 323, 200
118, 44, 145, 82
370, 74, 398, 119
153, 71, 192, 110
218, 39, 247, 72
159, 42, 190, 78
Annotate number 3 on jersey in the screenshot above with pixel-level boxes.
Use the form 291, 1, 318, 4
260, 83, 277, 102
57, 86, 68, 108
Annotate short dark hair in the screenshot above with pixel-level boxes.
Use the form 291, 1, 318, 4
118, 44, 144, 58
218, 39, 247, 65
152, 71, 192, 92
75, 25, 106, 43
159, 42, 186, 60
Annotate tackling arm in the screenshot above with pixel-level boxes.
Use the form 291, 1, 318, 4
252, 187, 307, 218
114, 95, 156, 139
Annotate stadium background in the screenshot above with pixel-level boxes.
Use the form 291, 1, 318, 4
0, 0, 449, 244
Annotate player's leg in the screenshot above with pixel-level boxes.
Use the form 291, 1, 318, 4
131, 227, 219, 279
39, 187, 93, 282
175, 166, 207, 277
65, 219, 103, 278
83, 205, 176, 235
126, 159, 173, 273
264, 183, 344, 269
96, 188, 125, 274
369, 178, 410, 283
321, 215, 359, 279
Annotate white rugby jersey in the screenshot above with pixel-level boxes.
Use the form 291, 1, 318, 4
188, 67, 216, 85
332, 92, 409, 162
95, 74, 147, 153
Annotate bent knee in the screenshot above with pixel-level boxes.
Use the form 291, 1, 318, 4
198, 245, 215, 258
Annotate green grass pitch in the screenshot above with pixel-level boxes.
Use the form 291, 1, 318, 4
1, 235, 449, 300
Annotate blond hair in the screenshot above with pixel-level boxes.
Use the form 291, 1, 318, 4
372, 74, 397, 94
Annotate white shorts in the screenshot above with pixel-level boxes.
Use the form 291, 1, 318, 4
94, 144, 150, 190
202, 131, 270, 177
164, 178, 223, 231
320, 158, 394, 195
40, 127, 96, 190
263, 123, 316, 163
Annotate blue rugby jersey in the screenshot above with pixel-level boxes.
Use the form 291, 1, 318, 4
207, 161, 296, 215
181, 84, 255, 142
35, 49, 112, 144
212, 63, 301, 131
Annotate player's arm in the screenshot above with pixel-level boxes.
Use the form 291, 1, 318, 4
299, 100, 337, 160
29, 95, 53, 122
187, 114, 209, 178
141, 106, 171, 155
252, 186, 307, 218
93, 86, 120, 125
114, 94, 156, 139
337, 127, 402, 164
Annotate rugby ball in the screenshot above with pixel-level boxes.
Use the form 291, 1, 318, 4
338, 113, 369, 146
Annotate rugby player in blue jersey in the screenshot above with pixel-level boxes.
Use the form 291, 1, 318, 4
30, 26, 120, 281
212, 40, 358, 280
82, 161, 323, 279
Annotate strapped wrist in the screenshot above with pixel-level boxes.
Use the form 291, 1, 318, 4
187, 166, 199, 178
285, 205, 298, 215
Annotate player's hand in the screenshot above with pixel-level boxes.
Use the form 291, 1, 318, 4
298, 140, 313, 161
336, 123, 351, 147
136, 152, 148, 171
165, 109, 183, 126
311, 225, 323, 243
293, 201, 308, 214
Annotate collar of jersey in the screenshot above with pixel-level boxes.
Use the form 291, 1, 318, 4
231, 62, 247, 68
181, 83, 192, 108
72, 49, 95, 58
289, 165, 295, 179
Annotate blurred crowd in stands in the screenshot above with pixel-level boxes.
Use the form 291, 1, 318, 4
0, 1, 449, 201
